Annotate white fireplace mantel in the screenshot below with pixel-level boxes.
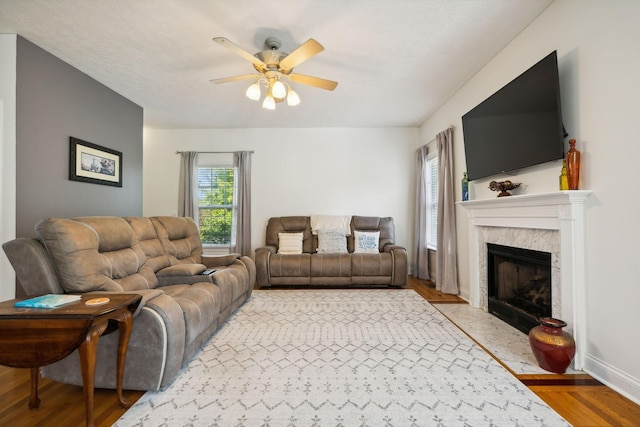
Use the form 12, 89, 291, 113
459, 190, 592, 369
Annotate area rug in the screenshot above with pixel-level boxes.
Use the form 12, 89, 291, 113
114, 289, 570, 426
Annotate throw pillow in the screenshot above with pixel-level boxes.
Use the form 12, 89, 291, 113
278, 232, 304, 254
317, 229, 348, 254
354, 230, 380, 253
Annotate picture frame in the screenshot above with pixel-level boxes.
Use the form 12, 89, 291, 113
69, 137, 122, 187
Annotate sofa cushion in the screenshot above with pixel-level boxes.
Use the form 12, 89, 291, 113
311, 253, 351, 277
36, 217, 158, 293
125, 217, 173, 273
351, 252, 393, 276
265, 216, 314, 253
347, 216, 395, 253
278, 232, 304, 254
151, 282, 221, 362
354, 230, 380, 253
151, 216, 203, 264
269, 254, 311, 277
317, 229, 348, 254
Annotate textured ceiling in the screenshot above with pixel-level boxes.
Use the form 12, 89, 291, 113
0, 0, 553, 129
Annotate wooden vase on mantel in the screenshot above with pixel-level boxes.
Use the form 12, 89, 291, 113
566, 139, 581, 190
528, 317, 576, 374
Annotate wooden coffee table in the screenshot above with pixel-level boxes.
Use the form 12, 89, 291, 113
0, 293, 141, 427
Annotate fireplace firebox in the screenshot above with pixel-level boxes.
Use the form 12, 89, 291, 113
487, 243, 552, 334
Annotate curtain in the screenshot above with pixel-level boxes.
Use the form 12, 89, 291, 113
436, 127, 459, 294
232, 151, 252, 257
178, 151, 199, 223
413, 145, 430, 279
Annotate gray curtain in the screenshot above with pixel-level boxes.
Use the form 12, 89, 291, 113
413, 145, 430, 279
178, 151, 199, 223
232, 151, 252, 257
436, 127, 459, 294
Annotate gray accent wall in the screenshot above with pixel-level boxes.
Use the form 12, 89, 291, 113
16, 36, 143, 238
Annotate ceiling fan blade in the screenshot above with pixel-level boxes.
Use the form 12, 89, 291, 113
213, 37, 266, 70
288, 74, 338, 91
210, 74, 262, 84
279, 39, 324, 72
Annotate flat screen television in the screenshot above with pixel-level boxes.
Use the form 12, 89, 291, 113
462, 51, 565, 181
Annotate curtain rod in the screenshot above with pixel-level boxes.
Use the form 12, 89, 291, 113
176, 150, 254, 154
419, 125, 454, 150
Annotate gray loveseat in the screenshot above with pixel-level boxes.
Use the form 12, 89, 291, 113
2, 216, 255, 390
255, 215, 407, 288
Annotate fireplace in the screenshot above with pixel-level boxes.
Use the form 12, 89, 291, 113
487, 243, 551, 334
459, 191, 591, 369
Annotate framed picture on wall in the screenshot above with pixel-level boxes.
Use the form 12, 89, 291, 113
69, 137, 122, 187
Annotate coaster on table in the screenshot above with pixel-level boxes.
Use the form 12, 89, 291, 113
85, 297, 110, 306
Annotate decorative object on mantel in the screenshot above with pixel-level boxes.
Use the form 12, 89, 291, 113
559, 160, 569, 190
461, 172, 469, 201
566, 139, 581, 190
528, 317, 576, 374
489, 180, 521, 197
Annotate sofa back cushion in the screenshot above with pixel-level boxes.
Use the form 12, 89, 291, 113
35, 217, 158, 293
265, 216, 314, 253
125, 217, 173, 273
347, 216, 395, 253
151, 216, 203, 264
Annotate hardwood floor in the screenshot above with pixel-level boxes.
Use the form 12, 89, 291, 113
1, 277, 638, 426
406, 276, 640, 427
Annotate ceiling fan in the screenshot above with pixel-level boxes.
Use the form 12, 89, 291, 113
211, 36, 338, 110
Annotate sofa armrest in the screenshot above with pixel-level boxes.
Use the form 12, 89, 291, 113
255, 246, 276, 288
201, 253, 240, 268
157, 264, 207, 276
2, 237, 65, 295
382, 244, 405, 253
155, 263, 212, 286
94, 289, 164, 317
387, 245, 408, 287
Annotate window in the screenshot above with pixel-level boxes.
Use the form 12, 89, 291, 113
425, 152, 438, 249
197, 165, 235, 246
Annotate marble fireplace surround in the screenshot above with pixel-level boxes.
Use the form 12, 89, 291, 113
459, 191, 592, 369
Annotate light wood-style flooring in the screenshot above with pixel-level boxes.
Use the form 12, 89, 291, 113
1, 277, 638, 426
405, 276, 640, 427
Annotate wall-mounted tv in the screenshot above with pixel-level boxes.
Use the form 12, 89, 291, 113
462, 51, 565, 181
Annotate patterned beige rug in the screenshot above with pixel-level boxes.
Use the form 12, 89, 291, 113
115, 289, 569, 426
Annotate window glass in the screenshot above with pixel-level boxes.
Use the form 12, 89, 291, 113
197, 165, 235, 245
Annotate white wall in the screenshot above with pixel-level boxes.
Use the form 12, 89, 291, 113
143, 127, 418, 262
420, 0, 640, 403
0, 35, 17, 302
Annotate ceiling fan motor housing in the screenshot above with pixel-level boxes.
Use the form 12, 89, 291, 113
254, 37, 289, 72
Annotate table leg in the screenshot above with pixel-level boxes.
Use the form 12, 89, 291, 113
112, 310, 134, 408
28, 367, 41, 409
78, 326, 101, 427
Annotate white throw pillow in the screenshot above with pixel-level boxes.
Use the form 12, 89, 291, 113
354, 230, 380, 253
278, 232, 304, 254
317, 229, 348, 254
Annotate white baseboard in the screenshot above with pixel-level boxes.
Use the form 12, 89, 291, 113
584, 353, 640, 406
458, 288, 470, 303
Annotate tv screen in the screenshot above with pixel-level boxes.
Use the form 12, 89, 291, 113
462, 51, 565, 181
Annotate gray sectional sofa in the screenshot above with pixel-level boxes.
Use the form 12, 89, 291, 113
2, 216, 255, 390
255, 215, 407, 288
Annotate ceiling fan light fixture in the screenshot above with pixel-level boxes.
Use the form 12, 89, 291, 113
271, 80, 287, 99
287, 88, 301, 106
262, 94, 276, 110
212, 36, 337, 110
245, 82, 261, 101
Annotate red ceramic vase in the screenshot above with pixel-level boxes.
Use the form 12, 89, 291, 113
528, 317, 576, 374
